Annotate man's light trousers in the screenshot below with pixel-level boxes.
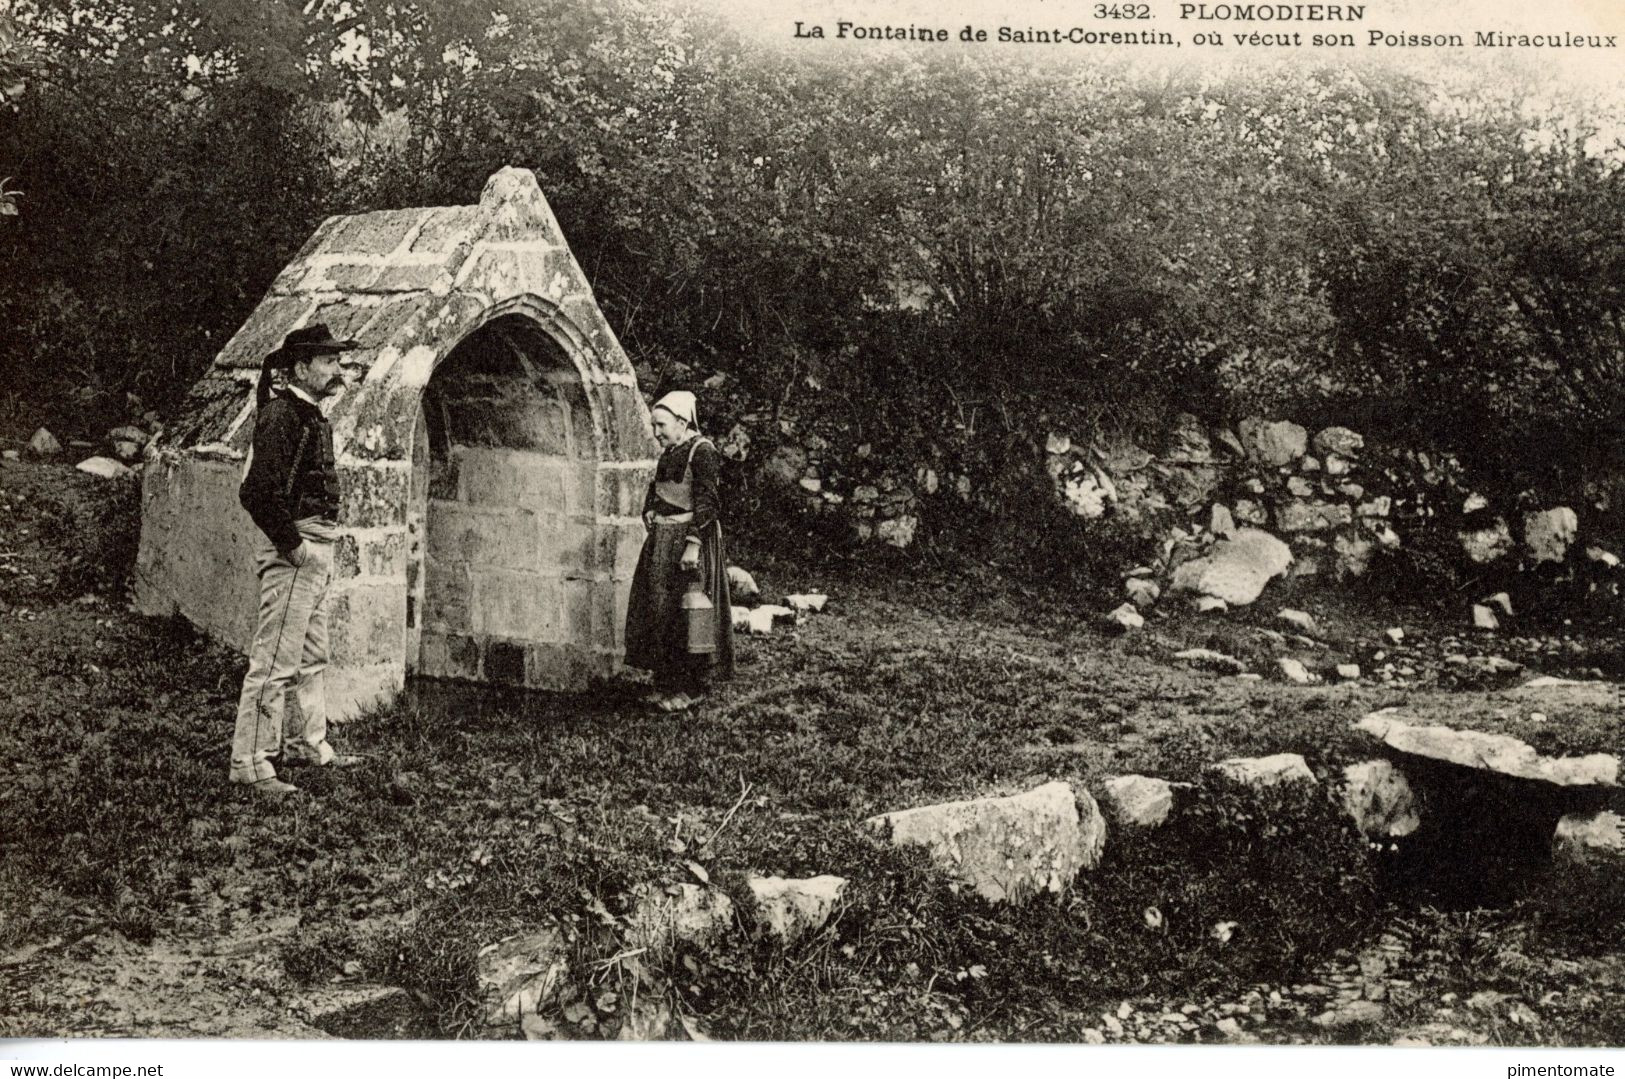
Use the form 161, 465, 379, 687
230, 522, 338, 783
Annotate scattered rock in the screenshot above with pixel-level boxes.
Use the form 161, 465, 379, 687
726, 565, 760, 604
1336, 664, 1361, 680
1163, 413, 1216, 464
1275, 500, 1353, 533
1209, 753, 1316, 789
783, 593, 828, 614
744, 875, 848, 942
875, 515, 916, 548
1173, 648, 1245, 675
737, 605, 795, 635
1276, 658, 1314, 685
1045, 432, 1072, 455
477, 927, 569, 1023
1, 449, 17, 462
1481, 592, 1513, 617
1100, 775, 1173, 829
1209, 503, 1236, 538
626, 883, 736, 956
1106, 603, 1145, 633
1168, 528, 1292, 607
1195, 596, 1229, 614
761, 445, 809, 488
1384, 627, 1405, 645
1239, 418, 1308, 467
1356, 497, 1390, 518
1125, 577, 1160, 608
1286, 475, 1314, 497
75, 456, 132, 480
27, 428, 61, 457
1277, 609, 1318, 635
1313, 1000, 1385, 1028
1471, 605, 1499, 631
1524, 507, 1578, 564
1312, 427, 1364, 459
864, 781, 1106, 904
1554, 811, 1624, 858
1341, 760, 1421, 839
1458, 517, 1513, 564
1586, 546, 1620, 568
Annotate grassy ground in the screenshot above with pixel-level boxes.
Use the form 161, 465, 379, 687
1, 459, 1622, 1044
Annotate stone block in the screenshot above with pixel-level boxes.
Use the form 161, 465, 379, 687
484, 639, 527, 686
602, 383, 657, 461
564, 463, 597, 518
507, 456, 569, 513
562, 578, 595, 643
526, 643, 596, 689
410, 205, 481, 254
571, 393, 603, 459
422, 561, 472, 633
369, 263, 446, 293
340, 463, 410, 527
554, 520, 595, 573
322, 208, 424, 257
329, 584, 405, 665
416, 630, 450, 677
611, 578, 633, 650
473, 572, 559, 640
589, 582, 619, 650
596, 467, 648, 520
538, 397, 577, 457
428, 505, 540, 569
360, 530, 409, 578
865, 781, 1106, 904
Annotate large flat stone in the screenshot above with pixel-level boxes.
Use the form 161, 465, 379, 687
1356, 710, 1617, 787
865, 781, 1105, 904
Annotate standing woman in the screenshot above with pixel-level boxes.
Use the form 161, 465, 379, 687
624, 391, 735, 712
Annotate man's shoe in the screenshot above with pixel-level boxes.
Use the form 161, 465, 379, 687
245, 777, 298, 797
327, 754, 365, 769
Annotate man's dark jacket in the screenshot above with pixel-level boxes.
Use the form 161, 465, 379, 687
238, 392, 340, 553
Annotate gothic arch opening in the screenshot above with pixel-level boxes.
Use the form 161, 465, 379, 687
409, 314, 604, 688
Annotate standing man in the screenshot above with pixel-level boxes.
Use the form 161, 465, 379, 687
231, 324, 363, 796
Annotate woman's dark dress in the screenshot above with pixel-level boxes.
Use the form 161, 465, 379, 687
623, 436, 735, 693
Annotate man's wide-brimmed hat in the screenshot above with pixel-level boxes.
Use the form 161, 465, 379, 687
263, 323, 359, 368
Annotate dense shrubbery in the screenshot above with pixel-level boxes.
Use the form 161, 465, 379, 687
3, 0, 1621, 527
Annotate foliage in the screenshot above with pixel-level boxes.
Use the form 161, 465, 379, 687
3, 3, 1623, 529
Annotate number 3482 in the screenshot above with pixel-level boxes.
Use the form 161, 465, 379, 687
1095, 3, 1152, 17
